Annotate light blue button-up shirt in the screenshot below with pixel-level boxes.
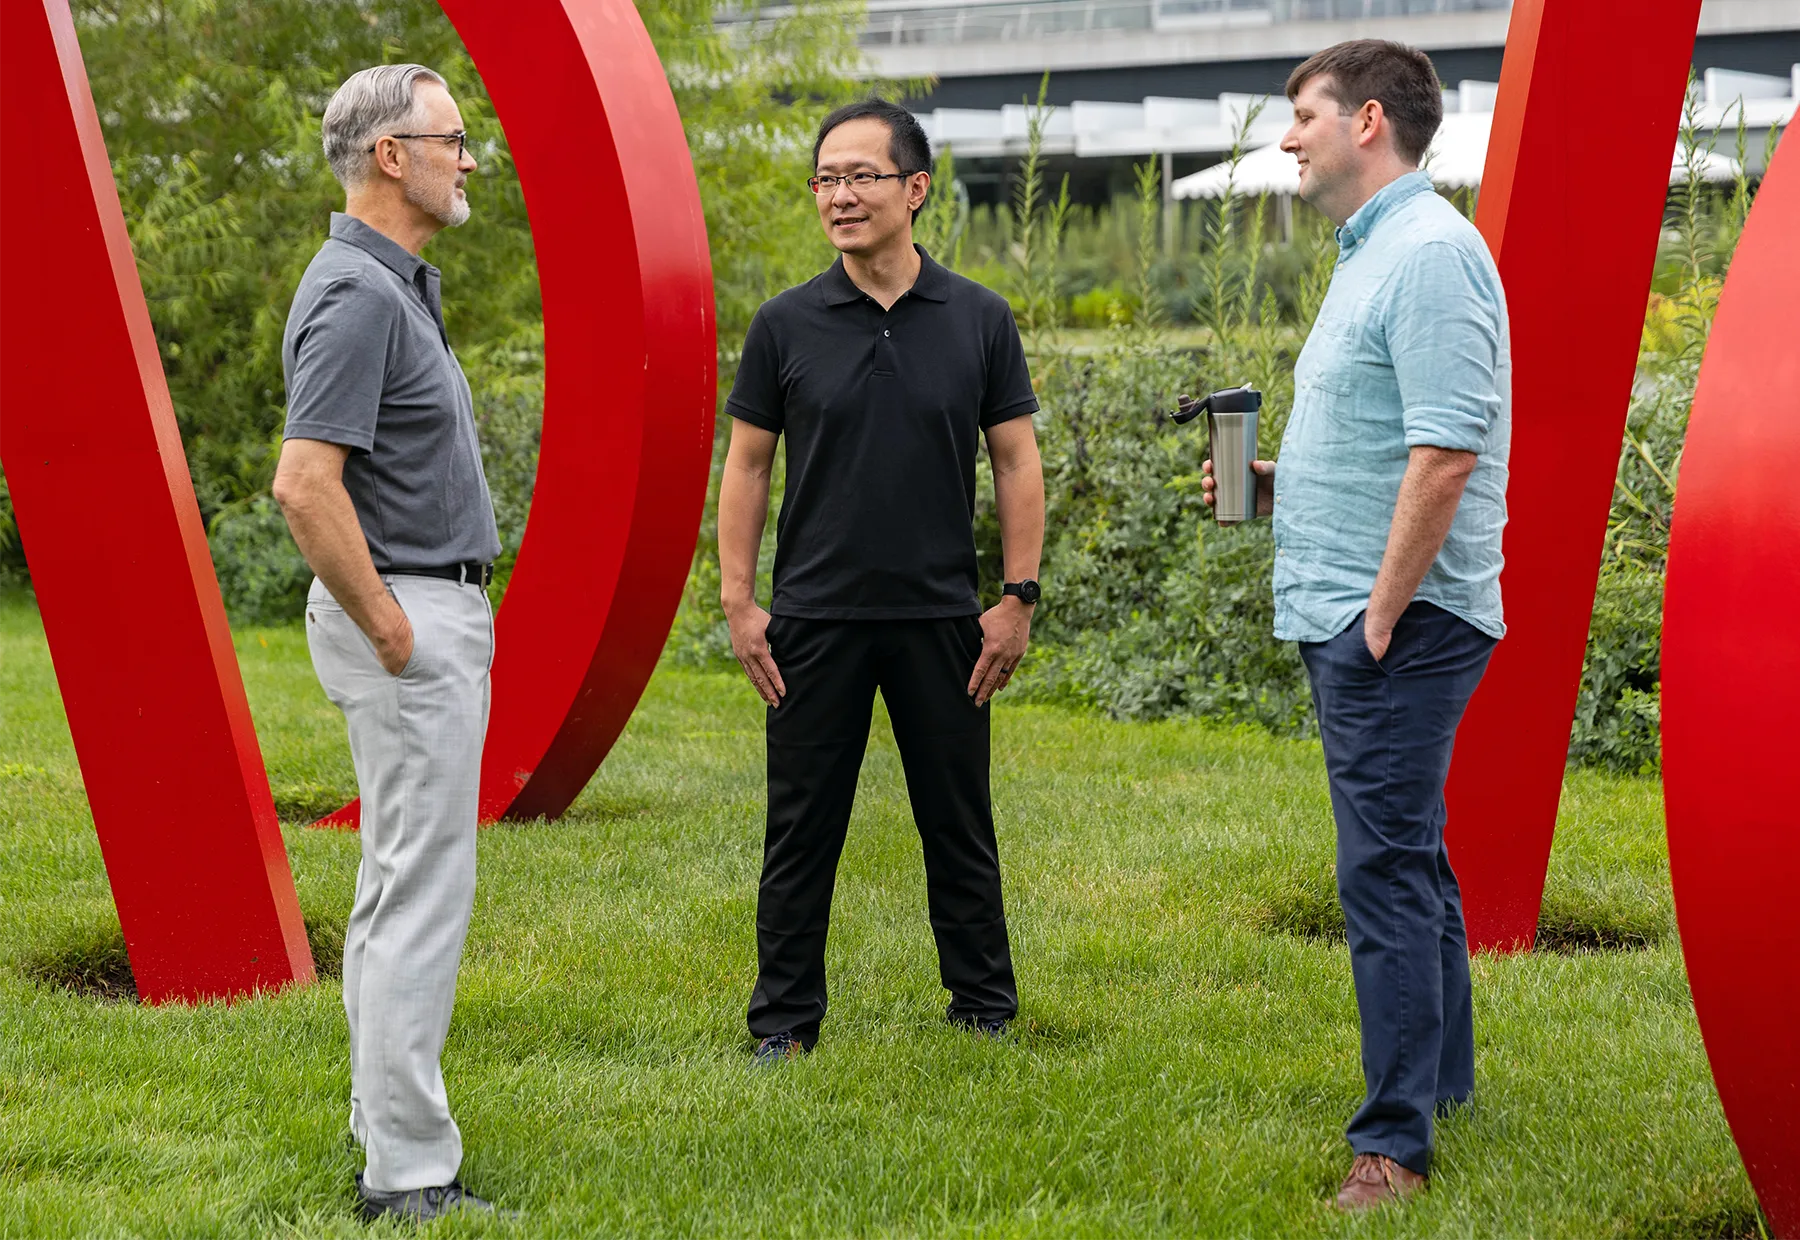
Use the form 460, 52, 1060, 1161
1272, 170, 1510, 643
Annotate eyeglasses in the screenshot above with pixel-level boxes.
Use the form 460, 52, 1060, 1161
808, 171, 920, 194
367, 130, 468, 159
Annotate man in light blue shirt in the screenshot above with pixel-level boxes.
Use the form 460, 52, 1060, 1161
1205, 39, 1509, 1210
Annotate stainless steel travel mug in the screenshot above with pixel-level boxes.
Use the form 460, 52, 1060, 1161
1172, 384, 1263, 522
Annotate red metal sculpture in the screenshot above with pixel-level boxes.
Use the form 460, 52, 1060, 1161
0, 0, 715, 998
1444, 0, 1705, 950
316, 0, 718, 826
0, 0, 315, 1002
1663, 127, 1800, 1239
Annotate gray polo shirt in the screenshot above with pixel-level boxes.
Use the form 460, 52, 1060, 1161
282, 213, 501, 571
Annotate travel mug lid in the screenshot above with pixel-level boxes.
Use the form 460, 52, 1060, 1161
1170, 382, 1262, 423
1207, 383, 1262, 413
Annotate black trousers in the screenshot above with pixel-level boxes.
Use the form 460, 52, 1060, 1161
1298, 603, 1496, 1176
747, 615, 1018, 1047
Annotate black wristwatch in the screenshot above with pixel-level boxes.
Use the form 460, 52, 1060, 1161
1003, 579, 1041, 605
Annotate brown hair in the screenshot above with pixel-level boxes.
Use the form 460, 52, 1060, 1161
1285, 40, 1443, 165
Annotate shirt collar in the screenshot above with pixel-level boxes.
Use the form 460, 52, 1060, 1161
1334, 170, 1434, 253
821, 244, 951, 307
328, 211, 431, 284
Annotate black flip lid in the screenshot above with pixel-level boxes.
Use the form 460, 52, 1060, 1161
1170, 383, 1262, 424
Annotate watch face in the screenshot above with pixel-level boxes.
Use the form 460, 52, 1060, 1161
1020, 579, 1041, 604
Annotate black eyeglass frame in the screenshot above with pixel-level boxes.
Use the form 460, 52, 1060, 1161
807, 170, 924, 194
367, 130, 468, 159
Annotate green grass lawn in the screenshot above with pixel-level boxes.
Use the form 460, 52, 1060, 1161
0, 593, 1759, 1238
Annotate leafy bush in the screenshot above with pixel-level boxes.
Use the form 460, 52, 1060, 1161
996, 104, 1325, 733
208, 498, 312, 625
1068, 281, 1133, 328
1562, 98, 1780, 773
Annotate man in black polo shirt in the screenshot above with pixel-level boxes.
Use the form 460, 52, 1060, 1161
719, 99, 1045, 1062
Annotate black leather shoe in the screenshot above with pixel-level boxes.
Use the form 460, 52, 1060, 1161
355, 1173, 497, 1223
752, 1030, 807, 1066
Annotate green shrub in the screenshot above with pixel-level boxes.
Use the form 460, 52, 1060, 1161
1068, 281, 1132, 328
208, 497, 312, 625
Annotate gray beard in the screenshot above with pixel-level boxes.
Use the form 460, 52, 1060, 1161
406, 177, 469, 228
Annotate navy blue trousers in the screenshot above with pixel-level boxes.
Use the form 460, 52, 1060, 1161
1298, 602, 1496, 1176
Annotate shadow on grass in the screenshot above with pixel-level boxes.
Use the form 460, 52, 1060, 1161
1619, 1195, 1767, 1239
1251, 871, 1346, 943
18, 914, 347, 1002
1010, 1014, 1103, 1052
1535, 888, 1669, 954
1253, 872, 1670, 954
272, 781, 357, 823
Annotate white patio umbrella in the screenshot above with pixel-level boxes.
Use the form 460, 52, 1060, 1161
1171, 112, 1743, 200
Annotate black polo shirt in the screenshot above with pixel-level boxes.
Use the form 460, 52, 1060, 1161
726, 247, 1038, 620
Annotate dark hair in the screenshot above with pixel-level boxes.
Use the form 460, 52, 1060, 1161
1285, 40, 1443, 165
813, 98, 933, 220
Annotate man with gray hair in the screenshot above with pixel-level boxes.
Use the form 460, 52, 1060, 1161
273, 63, 501, 1224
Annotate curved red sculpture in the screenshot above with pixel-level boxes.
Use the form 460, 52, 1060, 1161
0, 0, 714, 998
319, 0, 717, 826
1443, 0, 1705, 950
0, 0, 315, 1002
1662, 126, 1800, 1239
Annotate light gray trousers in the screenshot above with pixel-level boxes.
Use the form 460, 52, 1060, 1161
306, 573, 493, 1193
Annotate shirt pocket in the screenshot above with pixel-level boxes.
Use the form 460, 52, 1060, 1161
1291, 321, 1362, 458
1299, 309, 1365, 397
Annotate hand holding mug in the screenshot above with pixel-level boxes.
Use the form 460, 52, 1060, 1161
1201, 457, 1277, 526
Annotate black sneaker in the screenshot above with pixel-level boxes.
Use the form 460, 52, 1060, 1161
355, 1173, 498, 1223
752, 1030, 807, 1066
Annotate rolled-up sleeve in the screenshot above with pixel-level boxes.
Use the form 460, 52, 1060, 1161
1386, 240, 1503, 454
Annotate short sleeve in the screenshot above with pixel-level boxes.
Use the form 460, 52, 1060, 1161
282, 274, 394, 452
980, 303, 1039, 429
1386, 241, 1504, 454
725, 306, 784, 433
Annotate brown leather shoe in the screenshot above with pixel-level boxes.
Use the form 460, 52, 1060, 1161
1334, 1152, 1427, 1211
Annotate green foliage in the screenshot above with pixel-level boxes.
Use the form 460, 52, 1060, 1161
69, 0, 541, 519
911, 145, 971, 270
1566, 114, 1783, 773
643, 0, 880, 343
0, 0, 870, 616
207, 498, 311, 627
1068, 281, 1134, 328
956, 203, 1319, 329
1013, 106, 1314, 732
